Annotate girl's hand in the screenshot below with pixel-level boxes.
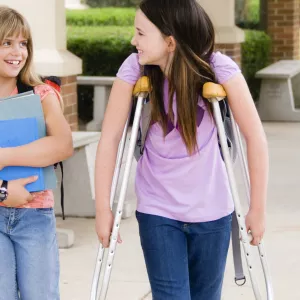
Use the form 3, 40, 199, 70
245, 209, 266, 246
3, 176, 38, 207
95, 208, 122, 248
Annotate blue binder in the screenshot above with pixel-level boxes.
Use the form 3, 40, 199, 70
0, 92, 57, 191
0, 118, 46, 192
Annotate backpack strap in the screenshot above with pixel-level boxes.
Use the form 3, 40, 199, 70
232, 211, 246, 285
16, 78, 34, 93
54, 162, 65, 220
137, 96, 151, 157
43, 76, 61, 93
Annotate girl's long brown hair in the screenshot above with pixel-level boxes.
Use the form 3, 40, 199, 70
140, 0, 217, 155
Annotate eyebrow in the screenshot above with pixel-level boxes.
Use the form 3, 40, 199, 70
136, 27, 145, 33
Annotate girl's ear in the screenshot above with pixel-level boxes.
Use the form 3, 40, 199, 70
166, 36, 176, 53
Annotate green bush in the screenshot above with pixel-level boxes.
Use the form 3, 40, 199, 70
248, 0, 260, 24
67, 25, 271, 121
236, 0, 260, 29
67, 26, 134, 75
67, 26, 134, 122
86, 0, 139, 7
66, 7, 136, 26
242, 30, 272, 101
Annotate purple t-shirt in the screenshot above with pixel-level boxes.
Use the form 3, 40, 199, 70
116, 52, 241, 222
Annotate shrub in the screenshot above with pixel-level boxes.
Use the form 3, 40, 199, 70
248, 0, 260, 24
67, 26, 134, 122
242, 30, 272, 101
66, 7, 136, 26
67, 25, 271, 121
67, 26, 134, 75
86, 0, 139, 7
236, 0, 260, 29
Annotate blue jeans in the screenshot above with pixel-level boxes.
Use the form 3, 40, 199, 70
136, 211, 232, 300
0, 207, 60, 300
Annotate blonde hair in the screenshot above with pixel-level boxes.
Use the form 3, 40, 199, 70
0, 6, 64, 110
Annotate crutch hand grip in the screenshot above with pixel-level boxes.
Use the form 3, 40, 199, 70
203, 82, 227, 100
240, 232, 254, 244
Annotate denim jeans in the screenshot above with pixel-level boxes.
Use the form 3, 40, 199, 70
0, 207, 60, 300
136, 211, 232, 300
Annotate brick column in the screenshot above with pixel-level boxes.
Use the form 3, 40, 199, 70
60, 76, 78, 131
198, 0, 245, 66
215, 43, 242, 66
267, 0, 300, 62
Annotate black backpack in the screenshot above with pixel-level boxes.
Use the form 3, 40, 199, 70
17, 77, 66, 220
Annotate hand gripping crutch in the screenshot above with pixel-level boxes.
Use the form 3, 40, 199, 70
203, 82, 274, 300
90, 76, 151, 300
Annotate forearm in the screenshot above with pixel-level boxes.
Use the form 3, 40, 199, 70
2, 136, 73, 167
246, 135, 269, 212
95, 138, 119, 213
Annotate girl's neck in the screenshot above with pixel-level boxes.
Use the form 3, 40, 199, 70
0, 77, 17, 98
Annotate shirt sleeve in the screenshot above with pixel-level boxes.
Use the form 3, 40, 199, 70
116, 53, 141, 85
34, 84, 57, 101
210, 52, 241, 84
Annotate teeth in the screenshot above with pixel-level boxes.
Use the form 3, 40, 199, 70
7, 61, 20, 65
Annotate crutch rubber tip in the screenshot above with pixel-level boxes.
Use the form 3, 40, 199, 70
133, 76, 151, 96
203, 82, 227, 100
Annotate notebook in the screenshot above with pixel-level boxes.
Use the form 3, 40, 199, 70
0, 118, 46, 192
0, 92, 57, 191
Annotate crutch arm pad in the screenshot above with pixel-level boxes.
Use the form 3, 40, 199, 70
203, 82, 227, 100
133, 76, 151, 97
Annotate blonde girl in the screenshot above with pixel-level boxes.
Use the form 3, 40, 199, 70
0, 6, 73, 300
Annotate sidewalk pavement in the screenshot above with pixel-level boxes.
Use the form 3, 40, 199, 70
58, 122, 300, 300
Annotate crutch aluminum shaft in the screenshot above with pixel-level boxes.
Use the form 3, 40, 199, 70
98, 93, 147, 300
90, 117, 130, 300
211, 97, 262, 299
230, 113, 274, 300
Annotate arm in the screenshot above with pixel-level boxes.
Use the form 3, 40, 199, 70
95, 78, 134, 212
0, 176, 38, 207
0, 93, 73, 168
222, 73, 269, 245
94, 78, 133, 247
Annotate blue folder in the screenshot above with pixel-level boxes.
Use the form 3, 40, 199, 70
0, 118, 46, 192
0, 92, 57, 191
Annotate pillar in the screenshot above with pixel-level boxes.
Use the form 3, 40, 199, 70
0, 0, 82, 130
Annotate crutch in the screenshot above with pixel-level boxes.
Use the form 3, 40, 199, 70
90, 76, 150, 300
203, 82, 274, 300
91, 77, 274, 300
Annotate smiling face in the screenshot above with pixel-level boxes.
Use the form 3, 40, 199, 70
131, 9, 174, 71
0, 34, 28, 80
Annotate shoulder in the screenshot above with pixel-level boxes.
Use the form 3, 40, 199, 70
34, 84, 58, 101
116, 53, 142, 85
210, 51, 241, 84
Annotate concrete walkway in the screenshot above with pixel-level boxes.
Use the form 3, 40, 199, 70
58, 122, 300, 300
